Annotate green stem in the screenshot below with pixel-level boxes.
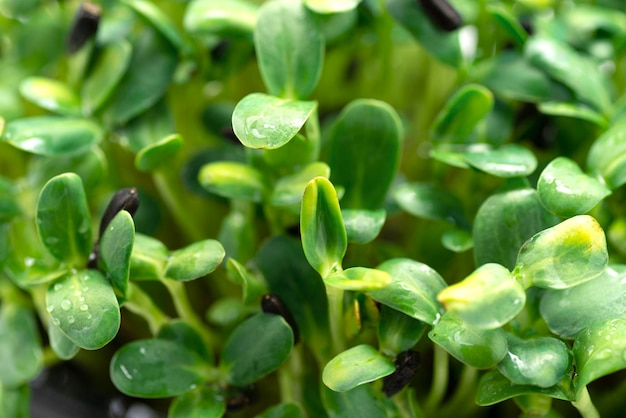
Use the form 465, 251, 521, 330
393, 388, 425, 418
438, 365, 478, 418
572, 386, 600, 418
305, 106, 321, 160
161, 278, 216, 347
424, 344, 450, 412
325, 283, 346, 358
123, 282, 170, 335
278, 344, 304, 404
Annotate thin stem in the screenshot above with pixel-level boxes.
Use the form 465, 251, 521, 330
278, 344, 304, 404
325, 283, 346, 358
424, 344, 450, 412
393, 388, 425, 418
572, 386, 600, 418
438, 365, 478, 418
123, 282, 170, 335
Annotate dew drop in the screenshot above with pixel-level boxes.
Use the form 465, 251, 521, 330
61, 300, 72, 311
46, 305, 54, 313
87, 314, 93, 320
54, 283, 63, 291
79, 304, 89, 311
139, 347, 146, 356
67, 315, 75, 324
52, 317, 60, 326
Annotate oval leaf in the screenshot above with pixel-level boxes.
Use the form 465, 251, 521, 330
462, 144, 537, 178
324, 267, 391, 291
99, 210, 135, 299
300, 177, 347, 278
328, 99, 403, 210
323, 344, 395, 392
232, 93, 316, 149
169, 386, 225, 418
158, 320, 213, 364
342, 209, 386, 244
3, 116, 103, 157
254, 0, 324, 98
393, 182, 467, 227
441, 228, 473, 253
514, 215, 608, 289
220, 314, 294, 386
429, 312, 507, 369
538, 157, 611, 217
587, 121, 626, 189
165, 239, 225, 282
48, 321, 80, 360
135, 134, 183, 172
46, 269, 120, 350
321, 384, 388, 418
304, 0, 360, 14
122, 0, 185, 50
19, 77, 80, 116
111, 339, 208, 398
198, 161, 266, 202
538, 102, 609, 129
0, 304, 43, 387
270, 162, 330, 206
184, 0, 258, 38
36, 173, 92, 265
378, 305, 427, 356
129, 234, 169, 280
368, 258, 447, 325
487, 5, 527, 47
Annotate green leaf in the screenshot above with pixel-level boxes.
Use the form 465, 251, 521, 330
169, 386, 225, 418
129, 233, 169, 280
48, 321, 79, 360
254, 0, 324, 98
0, 383, 30, 418
256, 402, 306, 418
198, 161, 266, 202
325, 267, 391, 291
100, 211, 135, 299
135, 134, 183, 172
122, 0, 185, 50
393, 182, 467, 227
0, 305, 43, 387
537, 157, 611, 217
19, 77, 80, 116
438, 263, 525, 329
27, 148, 107, 192
498, 336, 572, 388
387, 0, 462, 67
538, 102, 609, 129
82, 40, 132, 115
226, 258, 267, 306
321, 384, 387, 418
487, 5, 528, 47
323, 344, 395, 392
476, 369, 574, 406
46, 269, 120, 350
574, 318, 626, 389
270, 162, 330, 206
165, 239, 225, 282
3, 116, 103, 156
111, 339, 208, 398
525, 37, 611, 114
368, 258, 447, 325
473, 189, 559, 270
429, 312, 507, 369
441, 229, 473, 253
304, 0, 360, 14
461, 144, 537, 178
300, 177, 347, 278
36, 173, 92, 265
342, 209, 386, 244
328, 99, 403, 210
514, 215, 608, 289
378, 305, 427, 355
431, 84, 494, 143
263, 132, 318, 169
104, 29, 178, 124
232, 93, 316, 149
587, 121, 626, 189
158, 320, 213, 364
541, 265, 626, 339
184, 0, 258, 39
220, 314, 293, 386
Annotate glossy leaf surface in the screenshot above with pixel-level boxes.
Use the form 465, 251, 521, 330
99, 211, 135, 299
498, 336, 572, 388
429, 312, 507, 369
304, 0, 360, 13
48, 321, 79, 360
226, 258, 267, 306
431, 84, 494, 143
169, 386, 225, 418
232, 93, 316, 149
441, 229, 473, 253
220, 314, 293, 386
473, 189, 558, 270
461, 144, 537, 178
198, 161, 266, 202
574, 318, 626, 389
0, 305, 42, 387
254, 0, 323, 98
36, 173, 92, 265
368, 258, 446, 325
158, 320, 213, 364
587, 121, 626, 188
393, 182, 467, 226
323, 344, 395, 392
378, 305, 427, 355
438, 263, 525, 329
135, 134, 183, 172
47, 269, 120, 349
3, 116, 102, 157
514, 215, 608, 289
129, 234, 169, 280
19, 77, 80, 116
271, 162, 330, 206
537, 157, 610, 217
184, 0, 258, 38
322, 384, 387, 418
301, 177, 346, 278
487, 5, 527, 47
325, 267, 391, 291
342, 209, 386, 244
476, 369, 573, 406
122, 0, 185, 50
165, 239, 225, 282
538, 102, 608, 129
111, 339, 207, 398
328, 99, 403, 210
541, 265, 626, 339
